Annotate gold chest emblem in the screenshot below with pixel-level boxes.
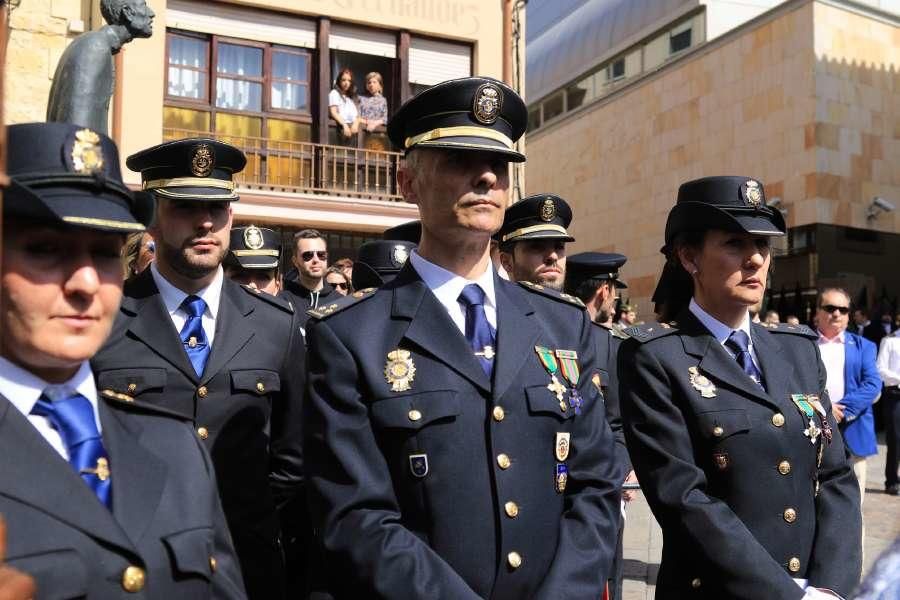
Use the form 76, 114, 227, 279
384, 348, 416, 392
688, 366, 717, 398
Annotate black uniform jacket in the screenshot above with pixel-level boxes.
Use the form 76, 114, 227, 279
591, 323, 630, 476
92, 269, 306, 599
303, 265, 621, 600
619, 311, 862, 599
0, 391, 246, 599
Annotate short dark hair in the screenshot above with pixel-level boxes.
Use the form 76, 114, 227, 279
293, 229, 325, 255
817, 287, 851, 307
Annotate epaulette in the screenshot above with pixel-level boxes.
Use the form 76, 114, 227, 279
623, 322, 679, 343
517, 280, 585, 308
307, 287, 378, 320
609, 326, 631, 340
765, 323, 817, 339
240, 284, 294, 314
99, 389, 193, 420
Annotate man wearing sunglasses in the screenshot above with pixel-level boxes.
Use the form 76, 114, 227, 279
281, 229, 342, 327
815, 288, 881, 512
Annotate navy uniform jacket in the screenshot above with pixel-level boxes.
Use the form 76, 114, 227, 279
303, 266, 621, 600
0, 391, 246, 599
591, 323, 630, 476
619, 311, 862, 599
91, 269, 306, 599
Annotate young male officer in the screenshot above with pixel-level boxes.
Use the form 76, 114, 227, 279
303, 77, 620, 599
91, 138, 305, 599
0, 122, 244, 598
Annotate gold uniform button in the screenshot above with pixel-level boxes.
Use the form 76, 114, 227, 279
691, 578, 702, 589
788, 557, 801, 572
504, 501, 519, 518
712, 426, 724, 437
497, 454, 511, 469
507, 551, 523, 569
778, 460, 792, 475
772, 413, 785, 427
197, 427, 209, 440
783, 508, 797, 523
197, 386, 208, 398
121, 565, 145, 593
127, 383, 137, 394
256, 382, 265, 393
209, 556, 217, 573
492, 406, 505, 422
408, 409, 422, 422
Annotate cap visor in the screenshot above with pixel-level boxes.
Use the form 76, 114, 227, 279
22, 187, 146, 232
153, 186, 239, 201
414, 137, 525, 162
506, 230, 575, 243
614, 279, 628, 289
233, 256, 279, 269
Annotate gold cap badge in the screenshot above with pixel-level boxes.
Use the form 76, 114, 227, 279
191, 143, 214, 177
243, 225, 264, 250
391, 244, 409, 267
472, 82, 502, 125
743, 180, 762, 208
71, 129, 104, 174
540, 197, 556, 222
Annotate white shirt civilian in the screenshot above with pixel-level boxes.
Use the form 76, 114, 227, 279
877, 330, 900, 389
150, 262, 223, 346
328, 89, 359, 125
817, 329, 846, 404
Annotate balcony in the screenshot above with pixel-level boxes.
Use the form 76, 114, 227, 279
163, 127, 404, 202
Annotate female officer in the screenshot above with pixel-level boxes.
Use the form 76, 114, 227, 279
619, 176, 861, 600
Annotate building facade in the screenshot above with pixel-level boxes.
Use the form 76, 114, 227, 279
525, 0, 900, 321
5, 0, 520, 259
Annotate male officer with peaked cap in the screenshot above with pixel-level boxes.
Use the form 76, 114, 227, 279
351, 239, 417, 290
0, 122, 245, 598
224, 225, 282, 296
91, 137, 306, 599
303, 76, 621, 599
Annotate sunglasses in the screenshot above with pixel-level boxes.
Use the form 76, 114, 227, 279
820, 304, 850, 315
331, 282, 349, 290
301, 251, 328, 262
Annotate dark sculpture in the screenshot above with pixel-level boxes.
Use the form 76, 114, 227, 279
46, 0, 155, 133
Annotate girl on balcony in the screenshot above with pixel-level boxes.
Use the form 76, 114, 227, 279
359, 72, 388, 132
329, 68, 360, 144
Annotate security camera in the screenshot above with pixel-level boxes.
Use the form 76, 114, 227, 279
867, 196, 896, 219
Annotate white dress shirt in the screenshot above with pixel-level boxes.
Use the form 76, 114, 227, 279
877, 330, 900, 388
817, 330, 846, 404
409, 250, 497, 335
150, 262, 223, 346
0, 358, 100, 460
689, 299, 762, 375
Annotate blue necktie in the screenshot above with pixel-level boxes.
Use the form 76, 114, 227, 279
31, 392, 112, 508
725, 330, 765, 389
458, 284, 496, 378
180, 295, 210, 377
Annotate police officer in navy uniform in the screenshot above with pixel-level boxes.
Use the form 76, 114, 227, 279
303, 77, 621, 599
562, 251, 635, 600
0, 122, 245, 598
224, 225, 283, 296
619, 176, 861, 599
351, 239, 417, 290
91, 138, 306, 600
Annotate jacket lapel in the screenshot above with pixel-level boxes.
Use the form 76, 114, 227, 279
0, 396, 134, 553
843, 333, 858, 389
492, 277, 540, 401
122, 270, 199, 383
201, 280, 255, 384
100, 398, 168, 546
750, 322, 796, 413
390, 265, 490, 393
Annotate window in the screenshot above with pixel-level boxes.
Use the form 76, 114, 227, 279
216, 42, 263, 111
542, 91, 565, 123
565, 72, 596, 111
607, 58, 625, 81
167, 33, 209, 100
271, 48, 310, 111
669, 21, 693, 54
527, 106, 542, 132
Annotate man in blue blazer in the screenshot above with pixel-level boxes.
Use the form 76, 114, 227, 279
815, 289, 882, 502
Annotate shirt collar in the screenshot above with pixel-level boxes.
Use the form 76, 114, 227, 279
409, 249, 496, 312
150, 261, 223, 319
817, 329, 845, 344
689, 298, 752, 345
0, 357, 98, 420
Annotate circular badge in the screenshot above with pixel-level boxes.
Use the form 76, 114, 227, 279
191, 143, 214, 177
243, 225, 264, 250
70, 129, 104, 174
743, 180, 762, 208
391, 244, 409, 268
472, 83, 503, 125
540, 197, 556, 222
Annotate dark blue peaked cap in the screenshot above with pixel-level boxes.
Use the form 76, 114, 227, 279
226, 225, 280, 270
496, 193, 574, 245
352, 240, 417, 290
387, 77, 527, 162
565, 252, 628, 291
5, 122, 152, 232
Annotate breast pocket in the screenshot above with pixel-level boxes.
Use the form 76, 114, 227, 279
162, 527, 214, 581
526, 385, 577, 421
6, 548, 88, 599
96, 367, 167, 397
696, 408, 752, 441
370, 390, 460, 430
230, 369, 281, 397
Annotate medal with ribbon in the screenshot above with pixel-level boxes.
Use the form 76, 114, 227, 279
791, 393, 822, 444
555, 349, 582, 414
806, 395, 833, 445
535, 346, 567, 412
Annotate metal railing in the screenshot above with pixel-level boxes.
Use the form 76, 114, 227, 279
162, 128, 404, 202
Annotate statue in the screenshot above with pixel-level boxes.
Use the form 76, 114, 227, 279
46, 0, 155, 134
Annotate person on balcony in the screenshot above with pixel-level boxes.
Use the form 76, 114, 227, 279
359, 71, 388, 132
328, 68, 359, 144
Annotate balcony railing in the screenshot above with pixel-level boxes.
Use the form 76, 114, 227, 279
163, 128, 404, 202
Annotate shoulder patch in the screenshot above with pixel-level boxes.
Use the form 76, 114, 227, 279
517, 280, 585, 308
623, 322, 679, 343
307, 287, 378, 320
100, 389, 192, 420
241, 284, 294, 314
765, 323, 817, 339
